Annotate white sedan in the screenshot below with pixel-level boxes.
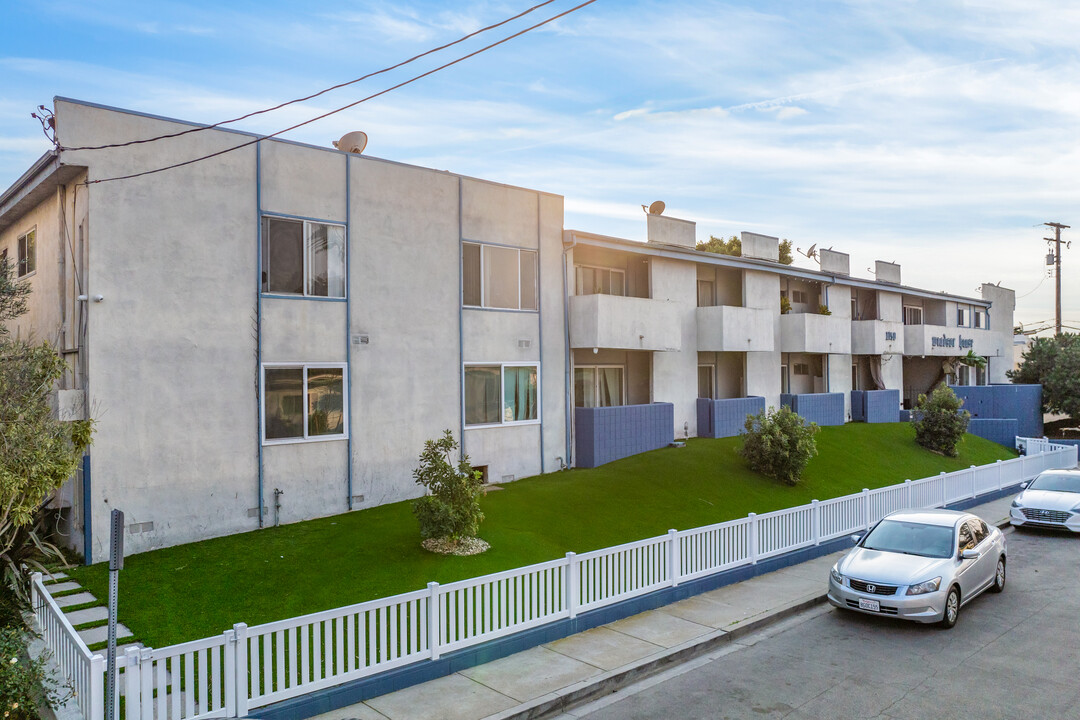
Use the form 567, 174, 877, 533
828, 509, 1006, 628
1010, 469, 1080, 532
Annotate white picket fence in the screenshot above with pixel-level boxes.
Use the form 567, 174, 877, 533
32, 439, 1078, 720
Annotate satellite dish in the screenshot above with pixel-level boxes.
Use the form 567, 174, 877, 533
333, 131, 368, 154
648, 200, 666, 215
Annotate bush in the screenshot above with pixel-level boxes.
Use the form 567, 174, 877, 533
411, 430, 485, 541
910, 384, 970, 457
0, 625, 72, 720
739, 406, 820, 485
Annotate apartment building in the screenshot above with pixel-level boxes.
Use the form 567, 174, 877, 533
0, 98, 1020, 558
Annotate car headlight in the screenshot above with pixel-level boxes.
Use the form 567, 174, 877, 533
830, 565, 843, 585
1011, 497, 1023, 508
906, 577, 941, 596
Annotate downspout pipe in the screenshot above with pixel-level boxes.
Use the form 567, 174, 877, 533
458, 178, 465, 455
562, 232, 576, 467
255, 142, 264, 528
536, 193, 544, 474
345, 156, 354, 510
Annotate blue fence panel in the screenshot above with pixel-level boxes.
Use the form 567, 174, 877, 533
697, 397, 765, 438
780, 393, 795, 409
951, 383, 1043, 441
574, 403, 675, 468
864, 389, 900, 423
967, 418, 1019, 447
790, 392, 845, 426
850, 391, 866, 423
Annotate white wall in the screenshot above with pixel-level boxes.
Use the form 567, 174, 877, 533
650, 256, 698, 436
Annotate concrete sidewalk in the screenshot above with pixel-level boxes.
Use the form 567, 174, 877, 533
312, 496, 1017, 720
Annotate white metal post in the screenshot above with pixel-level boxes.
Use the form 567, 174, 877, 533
90, 654, 105, 720
138, 649, 153, 720
905, 479, 912, 507
996, 459, 1003, 490
939, 472, 947, 507
223, 630, 237, 717
668, 529, 680, 586
748, 513, 758, 564
566, 552, 579, 618
232, 623, 248, 718
123, 647, 140, 720
427, 582, 441, 660
970, 465, 977, 498
862, 489, 871, 528
811, 501, 819, 545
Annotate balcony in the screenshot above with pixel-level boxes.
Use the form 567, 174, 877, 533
696, 306, 774, 352
779, 312, 851, 354
903, 325, 993, 357
569, 294, 681, 351
851, 320, 905, 355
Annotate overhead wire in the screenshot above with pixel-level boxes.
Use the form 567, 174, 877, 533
83, 0, 597, 186
61, 0, 560, 152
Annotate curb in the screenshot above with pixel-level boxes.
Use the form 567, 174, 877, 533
482, 594, 828, 720
485, 508, 1016, 720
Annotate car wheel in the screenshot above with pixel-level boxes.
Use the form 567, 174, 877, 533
940, 586, 960, 629
991, 556, 1006, 593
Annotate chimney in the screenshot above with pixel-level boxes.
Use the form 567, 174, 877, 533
874, 261, 901, 285
740, 231, 780, 262
819, 249, 850, 275
647, 213, 696, 248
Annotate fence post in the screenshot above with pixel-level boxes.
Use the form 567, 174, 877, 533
566, 552, 579, 618
668, 530, 680, 586
90, 654, 105, 720
811, 501, 820, 545
138, 648, 153, 720
904, 479, 912, 508
939, 472, 947, 507
748, 513, 758, 564
427, 583, 441, 661
996, 460, 1003, 491
969, 465, 977, 499
232, 623, 248, 718
223, 630, 236, 718
123, 647, 141, 720
862, 489, 871, 528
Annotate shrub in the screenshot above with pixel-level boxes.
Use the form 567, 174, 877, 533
910, 384, 970, 457
0, 625, 72, 720
739, 406, 820, 485
411, 430, 485, 541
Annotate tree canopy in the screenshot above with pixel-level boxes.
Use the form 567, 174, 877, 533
1008, 333, 1080, 420
696, 235, 794, 264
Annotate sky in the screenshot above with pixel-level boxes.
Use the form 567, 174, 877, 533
1, 0, 1077, 333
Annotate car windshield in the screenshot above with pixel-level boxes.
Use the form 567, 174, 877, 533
1028, 473, 1080, 493
861, 519, 953, 558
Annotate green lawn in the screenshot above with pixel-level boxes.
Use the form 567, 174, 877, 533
69, 424, 1013, 648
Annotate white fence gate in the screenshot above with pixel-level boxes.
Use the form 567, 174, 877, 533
33, 440, 1078, 720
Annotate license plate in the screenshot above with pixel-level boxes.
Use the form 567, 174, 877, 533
858, 598, 880, 612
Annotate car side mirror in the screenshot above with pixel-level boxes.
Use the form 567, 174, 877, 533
850, 533, 863, 545
961, 549, 980, 560
1020, 481, 1029, 489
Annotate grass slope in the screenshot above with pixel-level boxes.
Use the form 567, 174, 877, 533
69, 424, 1012, 648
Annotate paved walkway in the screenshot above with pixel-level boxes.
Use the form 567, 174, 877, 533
38, 571, 138, 651
311, 496, 1017, 720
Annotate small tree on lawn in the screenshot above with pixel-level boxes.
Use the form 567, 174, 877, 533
1008, 333, 1080, 420
412, 430, 485, 548
910, 384, 969, 457
739, 406, 820, 486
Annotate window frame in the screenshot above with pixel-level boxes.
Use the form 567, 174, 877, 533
463, 362, 541, 428
973, 309, 987, 329
261, 214, 348, 301
574, 263, 626, 298
574, 364, 626, 409
957, 306, 969, 327
461, 241, 539, 312
903, 305, 923, 326
261, 362, 349, 445
16, 227, 36, 279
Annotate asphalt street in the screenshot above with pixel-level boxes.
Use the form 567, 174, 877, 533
562, 527, 1080, 720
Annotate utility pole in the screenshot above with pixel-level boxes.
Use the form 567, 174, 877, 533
1044, 222, 1070, 336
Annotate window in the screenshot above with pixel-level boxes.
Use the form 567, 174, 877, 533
780, 365, 789, 394
976, 363, 987, 386
791, 290, 808, 304
974, 309, 986, 329
575, 265, 625, 297
17, 228, 35, 278
462, 242, 538, 310
793, 363, 810, 376
957, 307, 969, 327
464, 364, 539, 426
697, 280, 714, 307
957, 365, 971, 386
574, 365, 623, 408
851, 297, 858, 319
261, 217, 345, 298
903, 305, 923, 326
957, 522, 975, 553
262, 364, 347, 443
698, 365, 714, 399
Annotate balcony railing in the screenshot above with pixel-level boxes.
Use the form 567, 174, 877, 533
696, 306, 774, 352
903, 325, 993, 357
851, 320, 904, 355
779, 313, 851, 354
569, 294, 681, 351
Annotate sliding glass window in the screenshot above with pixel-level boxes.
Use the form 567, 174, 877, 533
462, 242, 538, 311
464, 364, 540, 426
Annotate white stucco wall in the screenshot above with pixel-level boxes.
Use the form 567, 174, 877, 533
649, 256, 698, 437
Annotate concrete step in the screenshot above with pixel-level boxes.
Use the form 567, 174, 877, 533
55, 592, 97, 608
79, 624, 133, 646
65, 606, 109, 626
44, 572, 69, 581
47, 581, 82, 594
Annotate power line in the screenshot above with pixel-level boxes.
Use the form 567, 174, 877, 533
60, 0, 560, 152
83, 0, 597, 186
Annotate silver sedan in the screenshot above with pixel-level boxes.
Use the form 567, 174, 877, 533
827, 509, 1007, 628
1009, 469, 1080, 532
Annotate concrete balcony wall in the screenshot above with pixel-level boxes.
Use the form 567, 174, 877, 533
574, 403, 675, 468
850, 389, 900, 423
697, 396, 766, 439
851, 320, 905, 356
569, 294, 681, 351
780, 313, 852, 354
696, 306, 775, 352
903, 325, 994, 357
